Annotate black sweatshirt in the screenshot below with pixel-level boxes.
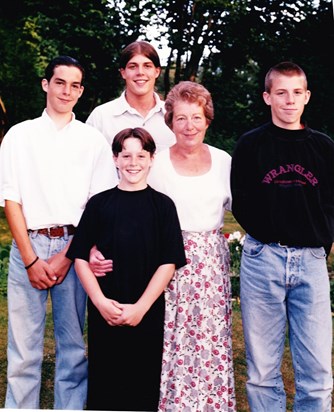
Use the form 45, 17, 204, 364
231, 122, 334, 248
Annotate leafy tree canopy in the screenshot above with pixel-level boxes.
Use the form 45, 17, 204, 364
0, 0, 332, 150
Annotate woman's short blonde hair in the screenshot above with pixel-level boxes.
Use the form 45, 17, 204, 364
164, 81, 214, 129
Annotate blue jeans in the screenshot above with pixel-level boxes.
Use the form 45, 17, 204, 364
5, 231, 88, 409
240, 234, 333, 412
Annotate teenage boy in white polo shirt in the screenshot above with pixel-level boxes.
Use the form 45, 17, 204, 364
86, 40, 176, 153
0, 55, 118, 409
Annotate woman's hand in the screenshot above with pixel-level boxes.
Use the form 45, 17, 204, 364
89, 245, 113, 277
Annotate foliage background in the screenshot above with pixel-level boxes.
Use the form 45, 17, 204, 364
0, 2, 333, 409
0, 0, 333, 151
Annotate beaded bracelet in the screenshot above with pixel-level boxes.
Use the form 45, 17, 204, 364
25, 256, 39, 270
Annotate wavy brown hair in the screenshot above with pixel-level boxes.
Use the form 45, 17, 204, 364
164, 81, 214, 129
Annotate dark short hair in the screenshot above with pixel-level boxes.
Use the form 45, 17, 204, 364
164, 81, 214, 129
119, 41, 161, 69
44, 56, 85, 84
264, 61, 307, 92
112, 127, 156, 156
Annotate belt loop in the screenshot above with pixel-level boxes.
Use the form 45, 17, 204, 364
28, 230, 38, 240
278, 241, 288, 248
63, 225, 69, 241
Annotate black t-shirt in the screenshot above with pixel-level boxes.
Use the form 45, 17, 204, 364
67, 185, 187, 411
67, 185, 187, 302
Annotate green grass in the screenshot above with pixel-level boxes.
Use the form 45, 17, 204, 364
0, 209, 332, 410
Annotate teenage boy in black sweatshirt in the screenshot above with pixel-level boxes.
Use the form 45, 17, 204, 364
231, 61, 333, 412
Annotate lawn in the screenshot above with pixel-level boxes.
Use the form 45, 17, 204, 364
0, 208, 332, 410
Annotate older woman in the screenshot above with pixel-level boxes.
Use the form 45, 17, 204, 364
148, 81, 236, 412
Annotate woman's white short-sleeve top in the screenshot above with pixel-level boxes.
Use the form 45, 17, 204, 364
148, 145, 232, 232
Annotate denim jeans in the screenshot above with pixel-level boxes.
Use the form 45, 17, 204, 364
240, 234, 333, 412
5, 231, 88, 409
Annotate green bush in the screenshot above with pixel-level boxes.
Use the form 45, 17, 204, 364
330, 279, 334, 312
228, 239, 243, 278
0, 244, 10, 297
226, 232, 244, 299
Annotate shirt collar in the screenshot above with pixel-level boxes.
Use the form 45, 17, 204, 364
41, 108, 76, 130
113, 91, 165, 116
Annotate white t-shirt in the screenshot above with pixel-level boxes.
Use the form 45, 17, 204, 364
0, 110, 119, 229
148, 145, 232, 232
86, 91, 176, 153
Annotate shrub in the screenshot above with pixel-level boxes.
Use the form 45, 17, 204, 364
330, 279, 334, 312
0, 244, 10, 297
225, 231, 245, 298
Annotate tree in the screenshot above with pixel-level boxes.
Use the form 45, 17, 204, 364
146, 0, 333, 150
0, 1, 45, 129
0, 0, 332, 147
0, 0, 148, 125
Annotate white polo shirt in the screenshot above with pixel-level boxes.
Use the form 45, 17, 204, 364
0, 110, 119, 229
86, 91, 176, 153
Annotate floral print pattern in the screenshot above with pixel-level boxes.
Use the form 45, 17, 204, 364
159, 229, 236, 412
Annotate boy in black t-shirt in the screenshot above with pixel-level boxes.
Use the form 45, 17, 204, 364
67, 127, 186, 411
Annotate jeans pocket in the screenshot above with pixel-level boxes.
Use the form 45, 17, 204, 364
243, 235, 266, 257
309, 246, 326, 259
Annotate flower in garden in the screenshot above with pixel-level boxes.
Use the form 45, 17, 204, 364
224, 230, 245, 245
224, 231, 245, 278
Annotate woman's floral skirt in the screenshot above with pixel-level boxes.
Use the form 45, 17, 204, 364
159, 229, 236, 412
